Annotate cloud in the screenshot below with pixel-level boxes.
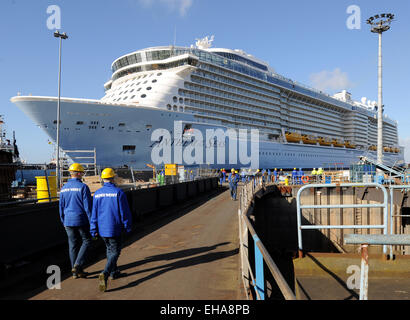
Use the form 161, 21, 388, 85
399, 137, 410, 164
137, 0, 193, 16
309, 68, 354, 93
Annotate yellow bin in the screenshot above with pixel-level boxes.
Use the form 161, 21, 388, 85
36, 176, 57, 203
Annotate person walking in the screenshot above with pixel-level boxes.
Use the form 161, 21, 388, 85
218, 169, 224, 187
273, 168, 278, 183
311, 168, 317, 183
292, 168, 297, 185
59, 163, 93, 279
91, 168, 132, 292
229, 170, 239, 200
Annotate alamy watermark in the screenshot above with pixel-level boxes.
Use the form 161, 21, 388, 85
150, 122, 260, 168
46, 265, 61, 290
46, 5, 61, 30
346, 5, 361, 30
346, 265, 361, 290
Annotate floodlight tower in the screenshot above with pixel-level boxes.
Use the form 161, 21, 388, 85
366, 14, 394, 167
54, 30, 68, 189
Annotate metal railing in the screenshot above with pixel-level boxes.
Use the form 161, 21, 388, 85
296, 183, 389, 256
238, 177, 296, 300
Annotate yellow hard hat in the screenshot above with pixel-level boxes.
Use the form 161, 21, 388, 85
257, 169, 260, 172
235, 170, 238, 173
101, 168, 115, 179
294, 168, 296, 170
231, 168, 235, 172
69, 163, 84, 172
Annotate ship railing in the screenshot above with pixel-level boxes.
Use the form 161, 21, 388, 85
238, 177, 297, 300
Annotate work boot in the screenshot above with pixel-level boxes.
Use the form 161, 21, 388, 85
74, 265, 88, 278
71, 267, 78, 279
99, 273, 108, 292
110, 270, 126, 280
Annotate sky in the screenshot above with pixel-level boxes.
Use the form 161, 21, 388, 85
1, 0, 409, 163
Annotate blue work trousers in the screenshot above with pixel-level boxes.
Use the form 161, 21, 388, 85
102, 236, 122, 277
65, 226, 92, 269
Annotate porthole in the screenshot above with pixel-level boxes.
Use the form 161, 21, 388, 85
179, 98, 183, 104
131, 95, 136, 99
143, 80, 148, 84
157, 72, 162, 76
167, 104, 172, 110
173, 105, 177, 111
173, 96, 178, 102
141, 94, 147, 98
152, 79, 157, 83
147, 87, 152, 90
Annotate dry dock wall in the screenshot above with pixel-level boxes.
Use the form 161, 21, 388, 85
0, 177, 218, 267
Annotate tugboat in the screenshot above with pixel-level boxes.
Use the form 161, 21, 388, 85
0, 115, 19, 201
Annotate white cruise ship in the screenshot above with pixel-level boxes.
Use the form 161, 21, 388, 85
11, 37, 404, 170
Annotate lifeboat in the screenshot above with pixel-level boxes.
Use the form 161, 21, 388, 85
383, 146, 392, 153
344, 141, 356, 149
394, 148, 400, 153
301, 134, 317, 145
368, 145, 377, 151
285, 132, 302, 143
332, 138, 344, 148
318, 136, 332, 146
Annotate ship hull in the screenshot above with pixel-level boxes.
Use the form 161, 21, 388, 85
12, 97, 405, 170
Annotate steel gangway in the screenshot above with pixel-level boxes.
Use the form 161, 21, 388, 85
359, 156, 406, 179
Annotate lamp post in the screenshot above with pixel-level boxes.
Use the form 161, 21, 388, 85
366, 14, 394, 167
54, 30, 68, 189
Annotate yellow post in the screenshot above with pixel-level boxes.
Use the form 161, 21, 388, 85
35, 176, 57, 203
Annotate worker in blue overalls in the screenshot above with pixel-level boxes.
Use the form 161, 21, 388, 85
218, 169, 224, 187
298, 168, 304, 185
91, 168, 133, 292
241, 170, 246, 183
292, 168, 298, 185
229, 170, 240, 200
59, 163, 93, 279
273, 168, 278, 183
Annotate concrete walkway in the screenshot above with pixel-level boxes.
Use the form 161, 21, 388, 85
30, 187, 246, 300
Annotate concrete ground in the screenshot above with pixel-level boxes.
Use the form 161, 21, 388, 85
27, 186, 246, 300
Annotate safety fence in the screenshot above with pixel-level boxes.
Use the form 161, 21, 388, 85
238, 177, 297, 300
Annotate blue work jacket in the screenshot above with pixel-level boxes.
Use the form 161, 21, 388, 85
229, 174, 239, 188
90, 182, 132, 238
59, 178, 92, 227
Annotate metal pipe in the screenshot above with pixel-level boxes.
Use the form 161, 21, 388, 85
377, 31, 383, 168
344, 234, 410, 246
359, 244, 369, 300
